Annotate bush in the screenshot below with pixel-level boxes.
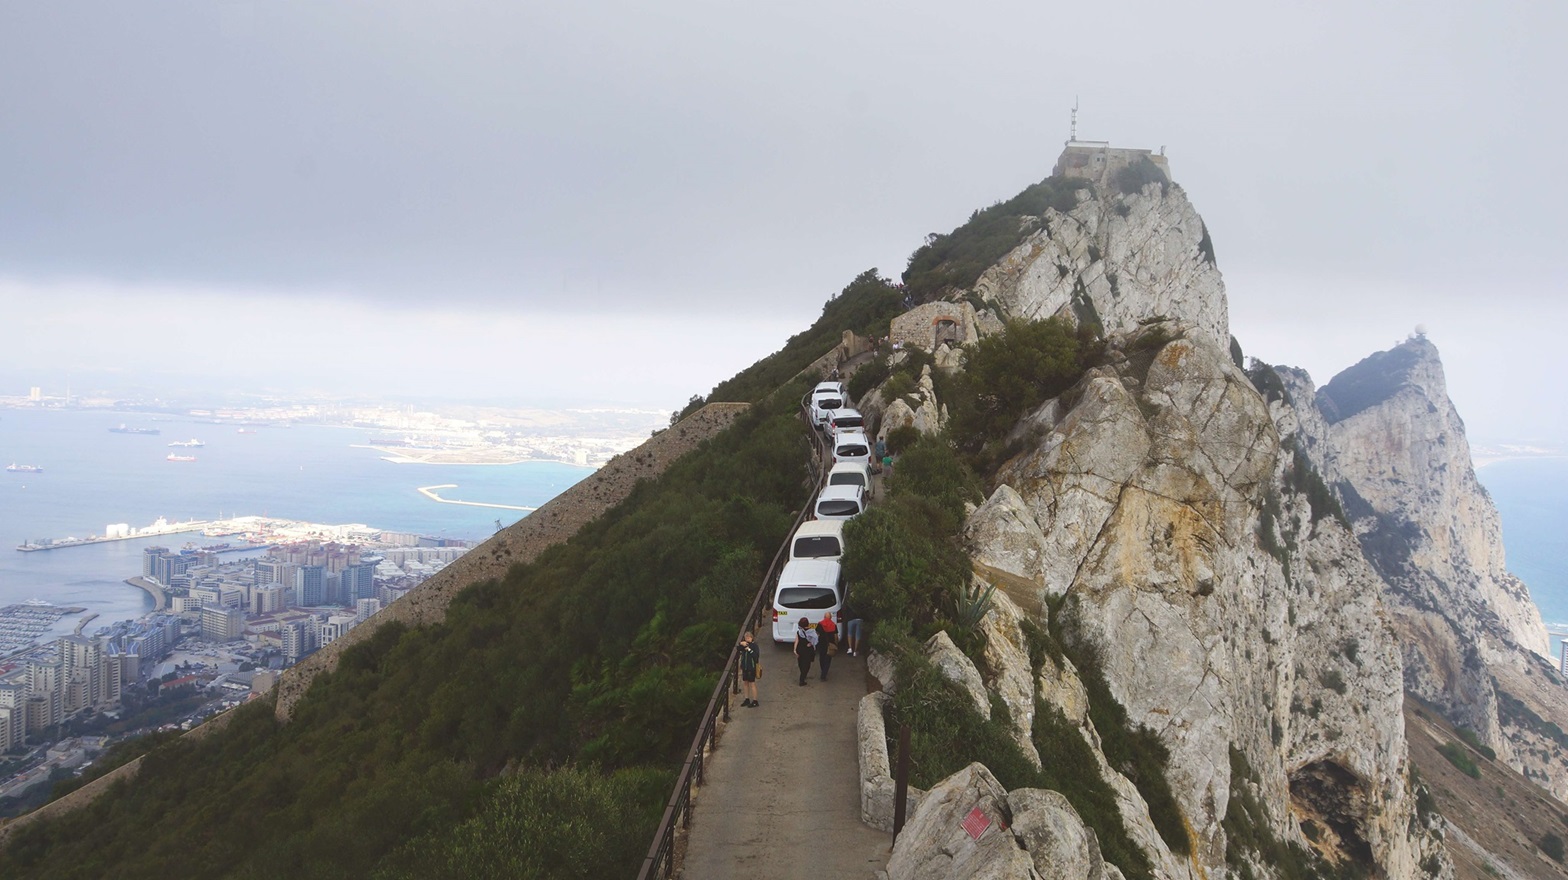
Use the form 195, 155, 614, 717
1438, 741, 1482, 779
1542, 832, 1565, 863
1319, 669, 1347, 696
903, 177, 1084, 300
945, 317, 1086, 461
1111, 156, 1169, 197
1455, 727, 1497, 761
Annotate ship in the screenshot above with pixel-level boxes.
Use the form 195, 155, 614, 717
236, 428, 258, 434
168, 439, 206, 447
5, 463, 43, 473
166, 453, 197, 462
110, 424, 161, 435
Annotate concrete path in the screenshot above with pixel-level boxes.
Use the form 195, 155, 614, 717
677, 643, 889, 879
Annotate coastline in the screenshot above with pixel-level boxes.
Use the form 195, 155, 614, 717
124, 576, 168, 612
349, 444, 597, 468
416, 484, 536, 512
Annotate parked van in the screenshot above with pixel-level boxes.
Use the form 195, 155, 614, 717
827, 461, 873, 499
828, 408, 865, 437
832, 430, 872, 467
790, 519, 845, 562
813, 381, 847, 398
810, 392, 844, 429
772, 559, 844, 642
814, 483, 865, 521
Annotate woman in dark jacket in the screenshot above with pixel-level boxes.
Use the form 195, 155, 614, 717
738, 630, 761, 707
794, 617, 817, 686
815, 613, 838, 681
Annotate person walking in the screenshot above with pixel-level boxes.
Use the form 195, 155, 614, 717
794, 617, 817, 686
738, 630, 761, 708
816, 613, 838, 681
841, 602, 864, 657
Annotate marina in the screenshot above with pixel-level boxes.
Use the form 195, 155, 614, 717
0, 601, 88, 656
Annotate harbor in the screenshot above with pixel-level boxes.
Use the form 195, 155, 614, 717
17, 517, 210, 552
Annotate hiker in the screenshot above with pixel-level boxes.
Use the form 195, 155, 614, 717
816, 613, 838, 681
842, 603, 864, 657
794, 617, 818, 686
738, 630, 761, 707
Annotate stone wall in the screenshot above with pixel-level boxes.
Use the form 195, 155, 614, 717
1052, 142, 1170, 186
274, 402, 748, 720
888, 301, 979, 353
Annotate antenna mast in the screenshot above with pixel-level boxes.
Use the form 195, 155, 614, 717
1069, 97, 1078, 143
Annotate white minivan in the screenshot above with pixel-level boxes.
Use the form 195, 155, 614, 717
827, 461, 873, 499
771, 559, 844, 643
810, 391, 844, 429
790, 519, 846, 562
828, 408, 865, 437
832, 430, 872, 467
814, 483, 865, 521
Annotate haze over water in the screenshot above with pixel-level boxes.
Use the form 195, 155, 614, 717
0, 408, 590, 639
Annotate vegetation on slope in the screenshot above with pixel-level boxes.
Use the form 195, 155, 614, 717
675, 269, 904, 417
0, 380, 817, 879
902, 176, 1086, 302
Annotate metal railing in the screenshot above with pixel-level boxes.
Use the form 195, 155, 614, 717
636, 403, 828, 880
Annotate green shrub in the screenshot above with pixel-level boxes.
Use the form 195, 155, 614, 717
848, 353, 892, 402
885, 424, 920, 455
903, 177, 1084, 300
1438, 741, 1482, 779
1319, 669, 1347, 696
945, 317, 1087, 462
1112, 156, 1169, 197
1455, 727, 1497, 761
1542, 832, 1566, 863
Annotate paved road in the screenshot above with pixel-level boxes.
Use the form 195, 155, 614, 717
677, 641, 888, 879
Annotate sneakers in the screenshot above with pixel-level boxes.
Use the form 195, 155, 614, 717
740, 699, 754, 707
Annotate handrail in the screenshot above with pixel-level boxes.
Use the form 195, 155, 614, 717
636, 399, 830, 880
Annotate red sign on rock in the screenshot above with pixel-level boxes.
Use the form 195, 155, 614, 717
962, 806, 991, 841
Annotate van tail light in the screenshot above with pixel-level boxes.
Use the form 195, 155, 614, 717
772, 610, 779, 625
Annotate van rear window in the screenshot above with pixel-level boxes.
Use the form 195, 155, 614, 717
834, 417, 864, 429
778, 587, 838, 609
816, 398, 843, 410
836, 444, 868, 457
828, 473, 864, 487
817, 499, 861, 517
793, 536, 843, 558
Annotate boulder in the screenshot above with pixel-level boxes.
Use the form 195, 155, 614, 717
1008, 788, 1108, 880
887, 763, 1037, 880
927, 631, 990, 720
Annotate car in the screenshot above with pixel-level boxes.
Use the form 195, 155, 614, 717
810, 391, 845, 429
771, 559, 844, 642
831, 430, 872, 467
814, 483, 865, 521
826, 461, 873, 499
828, 408, 865, 437
789, 519, 845, 562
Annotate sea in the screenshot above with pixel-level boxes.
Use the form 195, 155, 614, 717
1477, 457, 1568, 661
0, 408, 592, 642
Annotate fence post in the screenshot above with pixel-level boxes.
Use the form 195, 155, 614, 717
892, 723, 910, 842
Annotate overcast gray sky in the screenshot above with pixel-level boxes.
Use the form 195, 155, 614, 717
2, 1, 1563, 439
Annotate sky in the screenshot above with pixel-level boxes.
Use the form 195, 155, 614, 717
1, 1, 1564, 439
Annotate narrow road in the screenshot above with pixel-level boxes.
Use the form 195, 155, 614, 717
677, 644, 887, 879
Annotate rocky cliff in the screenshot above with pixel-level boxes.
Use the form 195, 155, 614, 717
1273, 341, 1568, 803
862, 157, 1453, 879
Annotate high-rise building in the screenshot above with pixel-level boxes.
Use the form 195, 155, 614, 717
25, 658, 63, 729
253, 584, 289, 615
200, 606, 246, 642
296, 565, 326, 606
343, 562, 377, 601
354, 598, 382, 624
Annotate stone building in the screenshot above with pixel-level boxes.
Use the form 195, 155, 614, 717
1052, 140, 1169, 187
888, 301, 981, 353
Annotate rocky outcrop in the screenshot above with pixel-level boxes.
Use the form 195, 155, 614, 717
973, 179, 1228, 352
878, 365, 945, 441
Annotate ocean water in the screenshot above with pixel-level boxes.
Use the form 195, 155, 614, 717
0, 408, 590, 639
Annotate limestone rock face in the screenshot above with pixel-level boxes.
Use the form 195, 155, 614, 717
973, 181, 1228, 352
953, 322, 1437, 878
927, 631, 991, 721
886, 763, 1037, 880
878, 366, 945, 441
1277, 341, 1567, 797
1009, 788, 1109, 880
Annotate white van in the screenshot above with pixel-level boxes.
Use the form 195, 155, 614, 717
827, 461, 873, 499
810, 392, 844, 429
790, 519, 845, 562
772, 559, 844, 643
832, 430, 872, 467
828, 408, 865, 437
813, 381, 847, 398
814, 483, 865, 521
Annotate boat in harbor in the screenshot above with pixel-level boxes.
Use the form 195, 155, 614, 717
110, 424, 161, 435
5, 463, 42, 473
168, 439, 206, 448
167, 453, 197, 462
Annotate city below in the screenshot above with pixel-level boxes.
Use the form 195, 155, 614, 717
0, 517, 473, 812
